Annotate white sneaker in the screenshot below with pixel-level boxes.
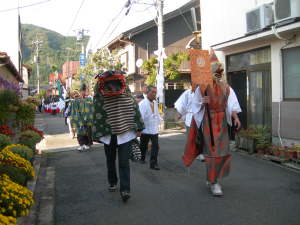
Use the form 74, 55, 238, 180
196, 154, 205, 162
77, 146, 84, 151
211, 183, 223, 196
83, 145, 90, 150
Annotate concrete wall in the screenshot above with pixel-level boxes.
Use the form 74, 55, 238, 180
272, 102, 300, 140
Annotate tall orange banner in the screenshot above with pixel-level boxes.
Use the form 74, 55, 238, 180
189, 49, 212, 94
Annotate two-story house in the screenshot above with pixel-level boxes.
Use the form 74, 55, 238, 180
105, 0, 200, 107
200, 0, 300, 143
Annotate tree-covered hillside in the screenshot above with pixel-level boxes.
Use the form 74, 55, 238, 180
21, 24, 89, 86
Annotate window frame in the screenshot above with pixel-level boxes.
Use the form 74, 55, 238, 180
282, 46, 300, 101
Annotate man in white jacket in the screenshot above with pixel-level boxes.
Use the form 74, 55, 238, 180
139, 85, 162, 170
174, 88, 194, 134
175, 88, 205, 162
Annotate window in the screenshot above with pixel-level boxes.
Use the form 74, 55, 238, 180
228, 47, 271, 71
167, 83, 175, 90
283, 47, 300, 100
175, 83, 184, 90
120, 52, 128, 71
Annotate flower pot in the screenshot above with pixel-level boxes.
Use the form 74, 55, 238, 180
239, 137, 248, 150
257, 149, 265, 155
235, 136, 240, 148
273, 150, 280, 157
247, 139, 256, 154
265, 148, 272, 155
279, 150, 285, 158
284, 151, 293, 160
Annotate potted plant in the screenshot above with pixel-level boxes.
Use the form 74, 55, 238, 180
236, 125, 271, 154
256, 136, 271, 155
295, 145, 300, 159
283, 146, 294, 160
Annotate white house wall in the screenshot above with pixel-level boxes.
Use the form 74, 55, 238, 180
0, 9, 20, 71
200, 0, 273, 50
117, 44, 136, 75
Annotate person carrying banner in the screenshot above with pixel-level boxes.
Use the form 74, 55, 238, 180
183, 49, 241, 196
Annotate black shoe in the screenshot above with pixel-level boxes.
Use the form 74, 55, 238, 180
150, 165, 160, 170
108, 184, 117, 192
120, 191, 131, 202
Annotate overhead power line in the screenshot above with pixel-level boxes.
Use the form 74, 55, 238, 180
93, 1, 129, 49
66, 0, 86, 35
0, 0, 51, 13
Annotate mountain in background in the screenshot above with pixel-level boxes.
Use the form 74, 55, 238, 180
21, 24, 89, 86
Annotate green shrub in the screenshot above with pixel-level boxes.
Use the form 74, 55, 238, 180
0, 134, 12, 150
0, 165, 27, 186
18, 130, 42, 150
2, 144, 34, 162
0, 90, 20, 125
16, 101, 35, 129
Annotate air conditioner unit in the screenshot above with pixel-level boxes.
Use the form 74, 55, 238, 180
246, 3, 274, 34
274, 0, 300, 24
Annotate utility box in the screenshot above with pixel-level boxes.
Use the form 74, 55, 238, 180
246, 3, 274, 34
274, 0, 300, 25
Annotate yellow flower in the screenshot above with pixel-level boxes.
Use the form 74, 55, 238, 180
0, 175, 34, 218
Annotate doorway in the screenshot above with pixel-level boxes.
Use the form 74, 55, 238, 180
228, 69, 271, 129
228, 71, 247, 129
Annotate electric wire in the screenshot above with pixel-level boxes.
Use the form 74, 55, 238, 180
104, 10, 129, 46
0, 0, 51, 13
66, 0, 86, 35
93, 5, 127, 49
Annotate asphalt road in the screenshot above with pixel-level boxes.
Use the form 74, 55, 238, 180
41, 114, 300, 225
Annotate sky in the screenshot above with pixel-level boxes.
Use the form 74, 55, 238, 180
1, 0, 191, 51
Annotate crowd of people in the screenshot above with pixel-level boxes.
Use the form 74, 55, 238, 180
45, 51, 242, 202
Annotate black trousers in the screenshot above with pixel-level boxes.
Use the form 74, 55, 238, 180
140, 133, 159, 167
104, 135, 131, 192
77, 126, 93, 146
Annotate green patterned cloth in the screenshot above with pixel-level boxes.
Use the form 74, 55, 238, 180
70, 97, 94, 136
92, 83, 144, 142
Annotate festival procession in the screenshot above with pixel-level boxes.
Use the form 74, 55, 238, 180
1, 0, 300, 225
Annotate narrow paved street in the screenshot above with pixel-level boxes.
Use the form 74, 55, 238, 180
38, 113, 300, 225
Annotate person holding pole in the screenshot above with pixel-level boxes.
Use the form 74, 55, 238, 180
183, 49, 241, 197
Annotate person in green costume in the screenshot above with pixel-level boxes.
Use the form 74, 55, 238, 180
70, 83, 94, 151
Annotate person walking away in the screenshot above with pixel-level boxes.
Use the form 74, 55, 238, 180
92, 70, 144, 202
70, 84, 94, 151
139, 85, 162, 170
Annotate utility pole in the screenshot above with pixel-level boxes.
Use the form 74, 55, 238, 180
76, 28, 89, 81
156, 0, 165, 104
64, 48, 72, 90
33, 38, 43, 94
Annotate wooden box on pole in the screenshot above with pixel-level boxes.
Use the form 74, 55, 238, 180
189, 49, 212, 94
